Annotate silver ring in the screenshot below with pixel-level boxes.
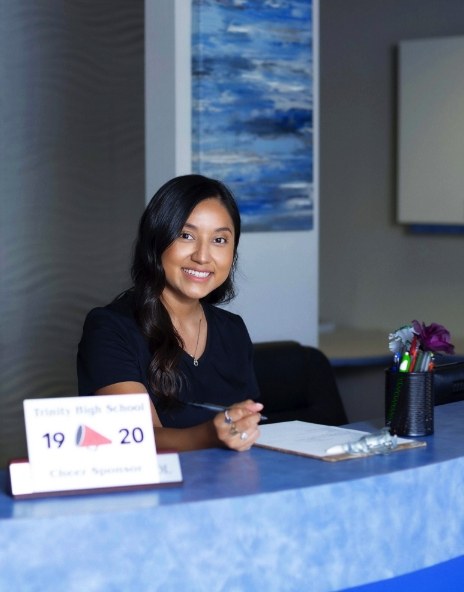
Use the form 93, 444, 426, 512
240, 431, 249, 441
224, 409, 232, 425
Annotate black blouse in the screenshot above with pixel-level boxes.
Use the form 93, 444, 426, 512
77, 292, 259, 428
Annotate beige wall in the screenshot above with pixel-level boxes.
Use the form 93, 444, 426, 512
319, 0, 464, 340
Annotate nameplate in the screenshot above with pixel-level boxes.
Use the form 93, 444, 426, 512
9, 452, 183, 498
20, 394, 167, 495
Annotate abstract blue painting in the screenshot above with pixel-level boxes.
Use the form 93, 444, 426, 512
191, 0, 314, 232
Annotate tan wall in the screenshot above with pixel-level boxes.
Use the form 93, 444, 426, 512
319, 0, 464, 338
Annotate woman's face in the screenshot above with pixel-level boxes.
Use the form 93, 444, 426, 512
161, 198, 235, 306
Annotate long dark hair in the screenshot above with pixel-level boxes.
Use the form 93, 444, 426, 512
131, 174, 241, 404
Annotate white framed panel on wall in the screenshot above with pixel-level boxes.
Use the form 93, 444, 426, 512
145, 0, 319, 345
398, 35, 464, 225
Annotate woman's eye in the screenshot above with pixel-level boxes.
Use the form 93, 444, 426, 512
214, 237, 227, 244
180, 231, 193, 240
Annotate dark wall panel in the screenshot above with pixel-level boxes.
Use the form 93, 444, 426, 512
0, 0, 145, 467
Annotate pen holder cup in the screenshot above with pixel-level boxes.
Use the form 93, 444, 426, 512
385, 370, 434, 437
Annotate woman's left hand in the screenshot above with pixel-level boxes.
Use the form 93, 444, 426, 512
213, 399, 264, 451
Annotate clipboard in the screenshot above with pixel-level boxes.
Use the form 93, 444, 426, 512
256, 421, 426, 462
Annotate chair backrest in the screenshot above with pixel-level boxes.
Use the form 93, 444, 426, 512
434, 360, 464, 405
253, 340, 348, 425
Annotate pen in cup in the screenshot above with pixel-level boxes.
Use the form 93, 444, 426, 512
188, 401, 268, 421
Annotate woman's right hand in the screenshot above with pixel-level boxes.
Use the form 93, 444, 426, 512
95, 384, 264, 452
213, 400, 264, 451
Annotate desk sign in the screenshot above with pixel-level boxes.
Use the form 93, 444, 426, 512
10, 394, 182, 497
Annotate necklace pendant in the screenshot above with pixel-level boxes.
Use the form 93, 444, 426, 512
193, 358, 199, 367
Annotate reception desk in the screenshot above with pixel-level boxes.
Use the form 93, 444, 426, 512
1, 402, 464, 591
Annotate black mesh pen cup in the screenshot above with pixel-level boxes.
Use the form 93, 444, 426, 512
385, 370, 434, 437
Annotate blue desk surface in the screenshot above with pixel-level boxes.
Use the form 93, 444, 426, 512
1, 402, 464, 592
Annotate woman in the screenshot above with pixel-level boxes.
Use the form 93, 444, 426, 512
77, 174, 263, 452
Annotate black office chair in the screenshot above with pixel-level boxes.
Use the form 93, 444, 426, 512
253, 340, 348, 425
433, 358, 464, 405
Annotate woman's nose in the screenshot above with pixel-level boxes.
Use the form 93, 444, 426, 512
191, 239, 211, 263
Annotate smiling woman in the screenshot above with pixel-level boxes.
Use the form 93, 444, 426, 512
77, 175, 263, 452
161, 198, 236, 307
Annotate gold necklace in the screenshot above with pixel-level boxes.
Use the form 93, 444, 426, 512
191, 317, 202, 367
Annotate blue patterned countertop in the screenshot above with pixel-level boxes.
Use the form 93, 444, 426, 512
1, 402, 464, 592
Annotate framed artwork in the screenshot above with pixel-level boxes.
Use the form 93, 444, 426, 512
191, 0, 315, 232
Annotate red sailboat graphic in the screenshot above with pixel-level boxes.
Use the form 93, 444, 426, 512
76, 425, 112, 447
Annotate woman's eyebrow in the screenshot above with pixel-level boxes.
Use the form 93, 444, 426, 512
183, 222, 233, 233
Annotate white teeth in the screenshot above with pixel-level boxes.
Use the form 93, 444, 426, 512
184, 268, 210, 278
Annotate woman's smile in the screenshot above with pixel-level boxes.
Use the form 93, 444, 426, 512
182, 268, 213, 280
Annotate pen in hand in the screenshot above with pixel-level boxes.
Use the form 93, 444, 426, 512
188, 401, 268, 421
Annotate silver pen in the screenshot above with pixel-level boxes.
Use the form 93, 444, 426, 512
188, 401, 268, 421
